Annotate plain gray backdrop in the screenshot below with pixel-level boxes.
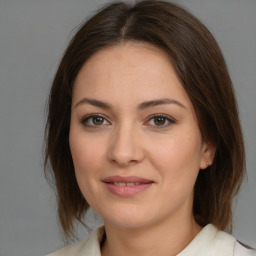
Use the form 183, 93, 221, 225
0, 0, 255, 255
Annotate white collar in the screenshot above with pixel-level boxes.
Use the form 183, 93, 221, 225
77, 224, 236, 256
177, 224, 236, 256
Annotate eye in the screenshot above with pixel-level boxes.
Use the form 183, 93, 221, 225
146, 114, 175, 128
81, 114, 110, 127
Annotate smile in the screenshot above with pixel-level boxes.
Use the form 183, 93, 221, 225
102, 176, 154, 196
111, 182, 140, 186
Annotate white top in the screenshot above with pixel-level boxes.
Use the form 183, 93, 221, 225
45, 224, 255, 256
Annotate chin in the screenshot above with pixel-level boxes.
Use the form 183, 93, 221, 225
104, 209, 160, 230
106, 216, 153, 230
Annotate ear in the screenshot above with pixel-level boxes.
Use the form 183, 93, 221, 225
200, 140, 216, 170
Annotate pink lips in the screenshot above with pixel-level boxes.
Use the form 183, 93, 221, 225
102, 176, 154, 197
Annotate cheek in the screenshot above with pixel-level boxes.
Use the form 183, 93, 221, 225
69, 131, 107, 205
69, 130, 106, 180
147, 132, 203, 183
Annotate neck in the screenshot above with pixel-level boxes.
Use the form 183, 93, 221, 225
101, 214, 202, 256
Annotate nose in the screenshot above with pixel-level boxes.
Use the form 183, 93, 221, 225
107, 123, 145, 167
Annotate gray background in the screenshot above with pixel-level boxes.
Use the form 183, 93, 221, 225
0, 0, 255, 255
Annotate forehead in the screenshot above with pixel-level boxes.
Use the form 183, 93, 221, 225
72, 42, 192, 110
85, 42, 172, 67
76, 42, 173, 80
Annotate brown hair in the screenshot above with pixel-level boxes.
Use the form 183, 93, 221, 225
44, 0, 245, 240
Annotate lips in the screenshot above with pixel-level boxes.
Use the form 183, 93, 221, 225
102, 176, 154, 196
110, 182, 141, 186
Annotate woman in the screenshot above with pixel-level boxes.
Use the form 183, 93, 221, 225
44, 0, 255, 255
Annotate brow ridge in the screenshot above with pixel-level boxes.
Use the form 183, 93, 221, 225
74, 97, 185, 110
74, 98, 111, 109
138, 98, 185, 110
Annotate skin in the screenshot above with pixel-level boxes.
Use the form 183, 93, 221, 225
69, 42, 215, 256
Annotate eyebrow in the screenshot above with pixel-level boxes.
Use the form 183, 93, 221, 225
137, 98, 185, 110
74, 97, 185, 110
74, 98, 112, 109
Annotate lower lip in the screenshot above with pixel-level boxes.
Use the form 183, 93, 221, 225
104, 182, 153, 196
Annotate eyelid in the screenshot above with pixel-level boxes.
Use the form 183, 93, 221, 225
80, 113, 175, 128
145, 113, 175, 128
80, 113, 111, 127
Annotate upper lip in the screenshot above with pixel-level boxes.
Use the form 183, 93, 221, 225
102, 175, 154, 184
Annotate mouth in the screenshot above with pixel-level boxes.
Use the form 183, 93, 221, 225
107, 182, 143, 186
102, 175, 154, 185
102, 176, 154, 196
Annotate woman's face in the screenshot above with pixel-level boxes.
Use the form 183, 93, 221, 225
69, 43, 214, 229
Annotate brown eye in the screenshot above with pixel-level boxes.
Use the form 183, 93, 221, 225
92, 116, 104, 125
146, 114, 175, 128
154, 116, 166, 126
81, 114, 110, 127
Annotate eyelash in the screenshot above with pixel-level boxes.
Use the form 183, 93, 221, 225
81, 114, 110, 127
80, 114, 175, 128
146, 114, 175, 128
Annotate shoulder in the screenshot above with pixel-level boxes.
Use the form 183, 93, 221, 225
178, 224, 255, 256
234, 241, 256, 256
212, 226, 255, 256
211, 226, 255, 256
44, 226, 104, 256
45, 239, 89, 256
